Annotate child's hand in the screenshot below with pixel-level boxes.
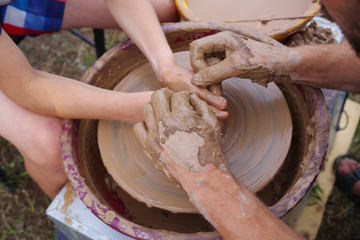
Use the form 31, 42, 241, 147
159, 63, 228, 120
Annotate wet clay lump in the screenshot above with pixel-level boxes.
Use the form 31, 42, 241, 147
66, 22, 329, 236
98, 51, 293, 213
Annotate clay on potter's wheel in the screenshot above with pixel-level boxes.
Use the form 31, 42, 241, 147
98, 51, 293, 213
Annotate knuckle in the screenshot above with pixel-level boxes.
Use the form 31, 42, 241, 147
227, 54, 242, 64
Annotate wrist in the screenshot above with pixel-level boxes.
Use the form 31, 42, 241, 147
164, 154, 230, 189
273, 48, 302, 82
150, 49, 177, 83
157, 59, 180, 83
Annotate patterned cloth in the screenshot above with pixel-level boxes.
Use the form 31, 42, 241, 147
0, 0, 66, 36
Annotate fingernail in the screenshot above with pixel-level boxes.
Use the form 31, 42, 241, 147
215, 97, 227, 110
215, 111, 228, 120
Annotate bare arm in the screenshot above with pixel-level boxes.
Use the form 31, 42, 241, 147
166, 158, 303, 240
104, 0, 176, 81
288, 41, 360, 92
0, 30, 151, 122
134, 88, 303, 240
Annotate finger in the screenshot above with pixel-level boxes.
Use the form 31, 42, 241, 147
189, 93, 210, 118
151, 88, 174, 122
170, 91, 194, 115
190, 31, 239, 72
133, 122, 148, 147
209, 105, 228, 121
205, 57, 222, 67
143, 103, 156, 130
189, 93, 218, 128
196, 87, 227, 110
209, 84, 223, 96
189, 93, 225, 141
190, 35, 228, 72
191, 56, 245, 88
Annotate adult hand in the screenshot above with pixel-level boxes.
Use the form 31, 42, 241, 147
190, 31, 295, 88
159, 63, 228, 120
133, 88, 226, 181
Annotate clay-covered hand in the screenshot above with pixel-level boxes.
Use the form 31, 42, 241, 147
190, 31, 296, 88
134, 88, 226, 180
158, 63, 228, 120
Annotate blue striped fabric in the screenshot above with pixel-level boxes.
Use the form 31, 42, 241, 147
0, 0, 66, 35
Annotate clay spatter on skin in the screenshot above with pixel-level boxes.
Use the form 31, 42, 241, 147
159, 123, 204, 171
97, 51, 292, 213
190, 32, 302, 88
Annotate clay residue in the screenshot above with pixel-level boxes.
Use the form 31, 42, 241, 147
75, 120, 215, 234
159, 124, 205, 171
61, 183, 76, 213
98, 51, 293, 213
70, 23, 329, 234
149, 89, 223, 172
286, 22, 336, 46
190, 31, 300, 88
256, 82, 313, 206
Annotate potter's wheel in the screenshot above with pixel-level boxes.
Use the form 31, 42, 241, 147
98, 51, 292, 213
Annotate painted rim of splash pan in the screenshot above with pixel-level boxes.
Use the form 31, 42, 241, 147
60, 22, 329, 239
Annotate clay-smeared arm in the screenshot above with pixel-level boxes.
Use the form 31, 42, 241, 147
190, 31, 292, 87
104, 0, 227, 111
134, 88, 304, 240
0, 31, 151, 122
190, 31, 360, 93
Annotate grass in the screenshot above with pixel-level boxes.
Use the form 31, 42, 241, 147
0, 137, 54, 240
308, 183, 325, 207
316, 94, 360, 240
348, 113, 360, 160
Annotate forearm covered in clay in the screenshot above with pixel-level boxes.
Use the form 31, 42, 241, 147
190, 31, 298, 88
190, 31, 360, 93
288, 41, 360, 92
0, 31, 151, 122
167, 160, 304, 240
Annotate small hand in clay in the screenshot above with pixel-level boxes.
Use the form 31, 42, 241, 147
134, 88, 226, 181
190, 31, 296, 88
159, 63, 228, 120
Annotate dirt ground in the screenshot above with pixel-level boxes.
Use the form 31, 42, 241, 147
0, 25, 359, 240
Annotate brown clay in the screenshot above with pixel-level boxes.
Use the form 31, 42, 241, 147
136, 88, 224, 173
98, 51, 293, 213
71, 22, 328, 234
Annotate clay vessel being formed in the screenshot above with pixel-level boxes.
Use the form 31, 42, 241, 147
60, 22, 329, 239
